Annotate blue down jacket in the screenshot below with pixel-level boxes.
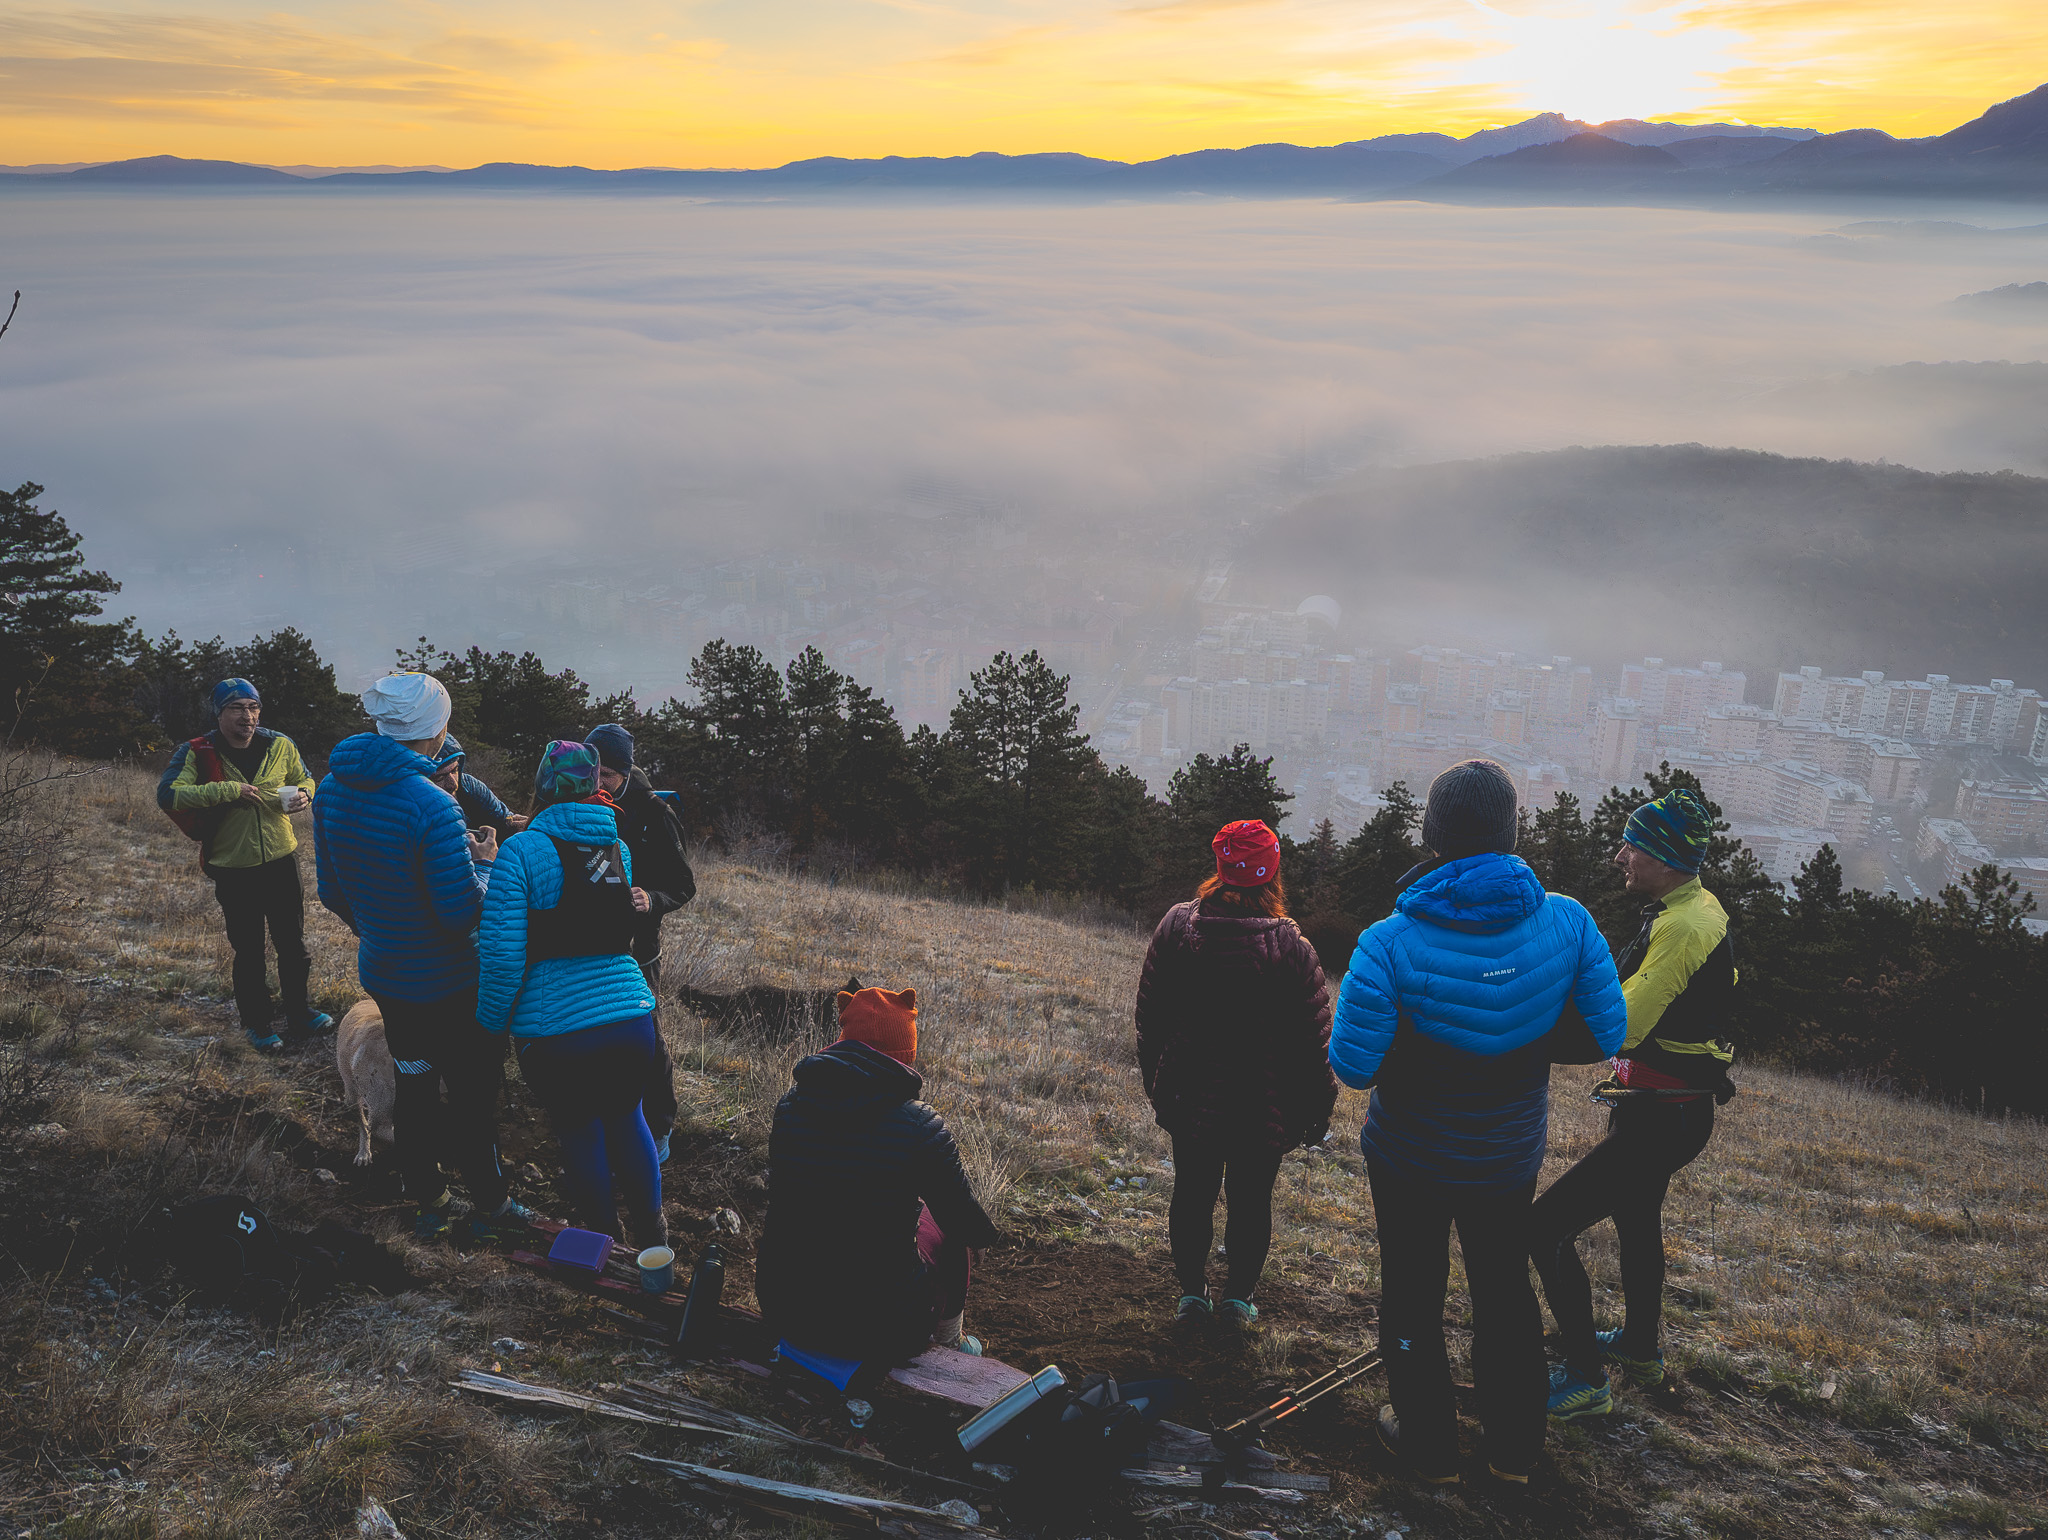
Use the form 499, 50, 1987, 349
315, 733, 492, 1002
477, 799, 656, 1038
1331, 852, 1626, 1188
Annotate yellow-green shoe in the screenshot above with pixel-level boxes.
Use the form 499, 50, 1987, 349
1595, 1328, 1665, 1387
1546, 1364, 1613, 1423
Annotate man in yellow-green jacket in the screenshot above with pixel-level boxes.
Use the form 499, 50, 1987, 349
1530, 788, 1736, 1422
156, 678, 333, 1048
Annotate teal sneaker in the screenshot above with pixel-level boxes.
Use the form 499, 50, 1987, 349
465, 1198, 540, 1244
245, 1029, 286, 1050
1176, 1293, 1213, 1324
1218, 1297, 1258, 1327
1547, 1363, 1613, 1422
1595, 1328, 1665, 1387
292, 1010, 336, 1035
952, 1335, 984, 1357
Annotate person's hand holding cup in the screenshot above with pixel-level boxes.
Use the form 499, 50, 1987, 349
278, 785, 307, 814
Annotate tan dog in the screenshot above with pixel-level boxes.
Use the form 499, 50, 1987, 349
336, 999, 397, 1166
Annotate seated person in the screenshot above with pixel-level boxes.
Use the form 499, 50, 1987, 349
428, 733, 528, 841
756, 986, 1000, 1363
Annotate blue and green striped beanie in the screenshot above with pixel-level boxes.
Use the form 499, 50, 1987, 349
1623, 788, 1713, 873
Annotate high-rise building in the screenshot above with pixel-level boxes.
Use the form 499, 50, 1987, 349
1590, 698, 1641, 784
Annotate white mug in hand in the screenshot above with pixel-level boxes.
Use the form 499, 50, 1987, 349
278, 786, 306, 812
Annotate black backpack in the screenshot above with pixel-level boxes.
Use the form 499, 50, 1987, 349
1018, 1373, 1174, 1480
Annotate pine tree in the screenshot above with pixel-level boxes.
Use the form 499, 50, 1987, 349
1336, 781, 1422, 925
944, 651, 1097, 891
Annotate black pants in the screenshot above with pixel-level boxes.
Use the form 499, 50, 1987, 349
1367, 1157, 1545, 1476
1531, 1096, 1715, 1380
372, 988, 508, 1213
1169, 1134, 1284, 1301
632, 931, 679, 1142
208, 855, 312, 1035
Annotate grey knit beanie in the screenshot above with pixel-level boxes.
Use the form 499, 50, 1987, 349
1421, 759, 1520, 858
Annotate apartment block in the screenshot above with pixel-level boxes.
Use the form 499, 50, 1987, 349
1774, 666, 2041, 750
1954, 778, 2048, 850
1590, 698, 1641, 785
1619, 658, 1747, 728
1725, 824, 1832, 885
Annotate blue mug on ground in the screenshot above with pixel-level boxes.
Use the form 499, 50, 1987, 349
637, 1246, 676, 1294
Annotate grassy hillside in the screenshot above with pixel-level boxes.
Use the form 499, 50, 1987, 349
1243, 446, 2048, 686
1, 763, 2043, 1537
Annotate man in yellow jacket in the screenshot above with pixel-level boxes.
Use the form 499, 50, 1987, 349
1529, 787, 1735, 1421
157, 678, 331, 1048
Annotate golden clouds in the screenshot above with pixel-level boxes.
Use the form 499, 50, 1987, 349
1, 0, 2043, 167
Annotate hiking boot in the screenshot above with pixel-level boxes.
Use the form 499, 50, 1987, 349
1595, 1328, 1665, 1387
1218, 1297, 1258, 1328
465, 1198, 539, 1244
1376, 1405, 1460, 1485
414, 1191, 457, 1242
1547, 1363, 1613, 1422
1176, 1293, 1213, 1324
291, 1009, 335, 1035
245, 1029, 286, 1051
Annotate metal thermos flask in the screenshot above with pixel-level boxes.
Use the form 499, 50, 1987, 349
957, 1365, 1067, 1453
675, 1243, 725, 1356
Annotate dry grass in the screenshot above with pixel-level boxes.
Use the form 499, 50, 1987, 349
2, 762, 2044, 1538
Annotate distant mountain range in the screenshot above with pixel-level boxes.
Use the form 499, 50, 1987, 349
7, 84, 2046, 203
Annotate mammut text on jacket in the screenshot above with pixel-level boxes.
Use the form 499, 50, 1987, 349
314, 733, 491, 1002
157, 728, 315, 870
1331, 852, 1627, 1188
757, 1040, 1000, 1362
476, 800, 657, 1039
1134, 901, 1338, 1153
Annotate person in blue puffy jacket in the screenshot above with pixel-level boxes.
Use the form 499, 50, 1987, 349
1330, 759, 1626, 1489
316, 672, 528, 1243
478, 741, 665, 1249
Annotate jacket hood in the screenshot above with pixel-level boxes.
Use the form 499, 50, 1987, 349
790, 1039, 923, 1119
326, 732, 438, 792
530, 799, 622, 843
1396, 852, 1547, 934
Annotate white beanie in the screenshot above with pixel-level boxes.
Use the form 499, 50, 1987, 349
362, 672, 453, 742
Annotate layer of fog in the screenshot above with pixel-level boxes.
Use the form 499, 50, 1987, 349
2, 190, 2046, 684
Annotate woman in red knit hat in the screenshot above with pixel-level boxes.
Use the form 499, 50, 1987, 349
1135, 821, 1339, 1326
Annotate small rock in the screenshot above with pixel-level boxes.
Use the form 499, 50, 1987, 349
490, 1337, 526, 1354
22, 1123, 66, 1141
937, 1499, 981, 1525
313, 1168, 338, 1185
87, 1277, 120, 1303
1128, 1177, 1147, 1189
845, 1397, 873, 1429
355, 1497, 406, 1539
1111, 1178, 1126, 1190
970, 1462, 1016, 1483
1819, 1379, 1837, 1400
710, 1208, 744, 1235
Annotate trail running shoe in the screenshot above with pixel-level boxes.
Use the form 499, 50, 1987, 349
1218, 1297, 1258, 1327
1547, 1363, 1614, 1422
465, 1198, 539, 1244
292, 1010, 336, 1034
951, 1335, 984, 1357
414, 1192, 456, 1241
1376, 1405, 1461, 1486
1176, 1293, 1213, 1324
245, 1029, 285, 1051
1595, 1328, 1666, 1387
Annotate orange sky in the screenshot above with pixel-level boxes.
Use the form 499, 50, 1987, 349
2, 0, 2043, 168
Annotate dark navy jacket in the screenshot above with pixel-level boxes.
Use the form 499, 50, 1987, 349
757, 1041, 1000, 1361
314, 733, 492, 1002
1331, 852, 1626, 1188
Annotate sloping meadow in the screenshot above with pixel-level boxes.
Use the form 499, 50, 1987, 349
0, 762, 2041, 1535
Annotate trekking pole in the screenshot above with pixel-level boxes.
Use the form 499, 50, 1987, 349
1212, 1348, 1383, 1455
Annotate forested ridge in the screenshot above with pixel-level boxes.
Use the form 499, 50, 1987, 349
5, 479, 2043, 1113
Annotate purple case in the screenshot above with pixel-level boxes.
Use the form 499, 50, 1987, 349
547, 1227, 613, 1272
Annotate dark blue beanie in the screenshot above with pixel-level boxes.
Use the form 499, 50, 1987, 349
585, 723, 634, 774
1421, 759, 1520, 859
211, 678, 260, 717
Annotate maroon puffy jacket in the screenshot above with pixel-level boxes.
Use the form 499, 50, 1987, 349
1135, 900, 1339, 1152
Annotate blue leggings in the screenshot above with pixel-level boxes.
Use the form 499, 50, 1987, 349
517, 1015, 665, 1244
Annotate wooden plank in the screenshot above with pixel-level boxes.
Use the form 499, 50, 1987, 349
887, 1348, 1032, 1408
1144, 1422, 1281, 1470
451, 1370, 739, 1435
634, 1454, 999, 1536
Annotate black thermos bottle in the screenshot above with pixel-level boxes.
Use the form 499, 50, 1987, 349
676, 1243, 725, 1356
